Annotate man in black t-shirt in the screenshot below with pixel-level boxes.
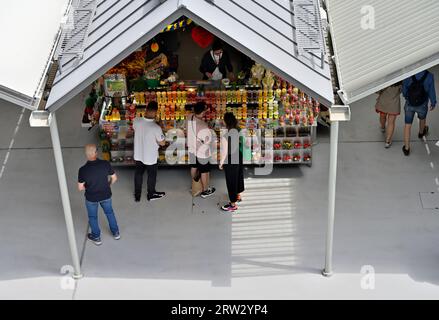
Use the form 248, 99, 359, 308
78, 144, 120, 246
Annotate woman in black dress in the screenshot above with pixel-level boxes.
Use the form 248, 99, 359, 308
219, 113, 245, 212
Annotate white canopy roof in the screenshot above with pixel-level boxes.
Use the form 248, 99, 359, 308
45, 0, 334, 111
0, 0, 334, 110
326, 0, 439, 104
0, 0, 70, 108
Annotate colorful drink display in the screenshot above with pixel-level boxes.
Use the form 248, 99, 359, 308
101, 86, 318, 165
122, 87, 319, 125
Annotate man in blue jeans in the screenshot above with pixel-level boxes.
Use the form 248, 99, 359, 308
402, 70, 437, 156
78, 144, 120, 246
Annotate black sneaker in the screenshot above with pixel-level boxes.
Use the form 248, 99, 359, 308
112, 232, 121, 240
418, 126, 429, 139
147, 193, 165, 201
134, 194, 141, 202
402, 146, 410, 156
87, 233, 102, 246
154, 191, 166, 196
201, 187, 216, 199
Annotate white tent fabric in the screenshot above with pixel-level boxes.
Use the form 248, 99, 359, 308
45, 0, 334, 111
326, 0, 439, 104
0, 0, 70, 108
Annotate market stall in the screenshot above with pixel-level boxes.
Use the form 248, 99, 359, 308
82, 29, 322, 167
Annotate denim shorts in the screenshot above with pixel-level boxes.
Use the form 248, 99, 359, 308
404, 102, 428, 124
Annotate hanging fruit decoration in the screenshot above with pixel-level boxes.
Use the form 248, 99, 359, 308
191, 26, 214, 48
151, 41, 160, 53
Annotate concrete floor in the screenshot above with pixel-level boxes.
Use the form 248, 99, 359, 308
1, 67, 439, 299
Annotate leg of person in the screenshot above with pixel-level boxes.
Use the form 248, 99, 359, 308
134, 161, 146, 201
403, 104, 415, 155
85, 200, 102, 245
226, 165, 239, 204
221, 165, 238, 212
238, 163, 245, 195
379, 112, 387, 132
191, 167, 199, 180
146, 164, 164, 201
418, 104, 429, 139
100, 198, 120, 239
200, 159, 216, 198
201, 172, 209, 192
146, 164, 158, 196
403, 124, 411, 155
385, 115, 396, 148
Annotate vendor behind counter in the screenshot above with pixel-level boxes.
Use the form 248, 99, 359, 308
199, 39, 234, 81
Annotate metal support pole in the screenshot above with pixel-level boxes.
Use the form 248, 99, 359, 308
323, 120, 339, 277
49, 112, 83, 279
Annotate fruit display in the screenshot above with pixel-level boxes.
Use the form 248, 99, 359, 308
283, 153, 292, 162
282, 140, 293, 150
273, 140, 282, 150
97, 76, 316, 166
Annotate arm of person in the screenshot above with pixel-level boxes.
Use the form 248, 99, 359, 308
156, 128, 166, 146
427, 74, 437, 110
219, 136, 228, 170
78, 182, 86, 192
223, 52, 233, 73
402, 79, 409, 99
109, 173, 118, 185
199, 53, 212, 79
78, 168, 86, 192
107, 163, 117, 185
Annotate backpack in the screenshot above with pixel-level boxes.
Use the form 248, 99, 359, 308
407, 72, 429, 106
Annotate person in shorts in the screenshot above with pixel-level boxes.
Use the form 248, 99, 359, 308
187, 102, 216, 198
402, 70, 437, 156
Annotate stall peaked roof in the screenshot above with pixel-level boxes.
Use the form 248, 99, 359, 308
45, 0, 334, 111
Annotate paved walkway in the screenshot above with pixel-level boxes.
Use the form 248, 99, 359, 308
0, 67, 439, 299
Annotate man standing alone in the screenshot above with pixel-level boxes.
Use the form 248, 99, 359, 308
133, 101, 166, 202
78, 144, 120, 246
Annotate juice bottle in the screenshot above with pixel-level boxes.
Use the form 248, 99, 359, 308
263, 90, 268, 103
268, 90, 273, 102
242, 89, 247, 103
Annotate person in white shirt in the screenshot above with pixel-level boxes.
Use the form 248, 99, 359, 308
187, 102, 216, 198
133, 101, 166, 202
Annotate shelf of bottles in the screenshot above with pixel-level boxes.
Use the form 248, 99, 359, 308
99, 85, 319, 166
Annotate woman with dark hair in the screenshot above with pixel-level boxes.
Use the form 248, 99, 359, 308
219, 112, 245, 212
199, 39, 234, 81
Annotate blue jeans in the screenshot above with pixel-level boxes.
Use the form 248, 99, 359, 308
404, 102, 428, 124
85, 198, 119, 238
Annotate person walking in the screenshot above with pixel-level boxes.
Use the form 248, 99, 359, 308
133, 101, 166, 202
375, 83, 402, 148
402, 70, 437, 156
78, 144, 120, 246
187, 102, 216, 198
219, 113, 245, 212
